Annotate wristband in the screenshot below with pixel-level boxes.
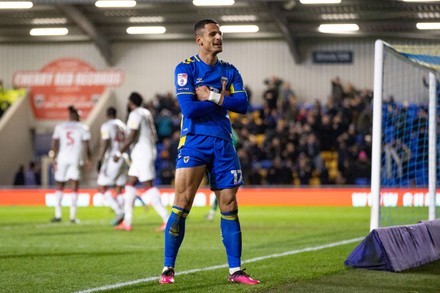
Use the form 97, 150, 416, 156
208, 91, 221, 104
115, 151, 121, 158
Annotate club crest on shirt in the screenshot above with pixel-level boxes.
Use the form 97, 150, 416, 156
184, 156, 190, 163
178, 73, 188, 86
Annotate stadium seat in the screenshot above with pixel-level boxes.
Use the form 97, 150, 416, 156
320, 151, 338, 182
309, 176, 321, 186
255, 134, 265, 146
354, 178, 370, 186
320, 151, 335, 161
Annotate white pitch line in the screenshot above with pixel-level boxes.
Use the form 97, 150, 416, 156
74, 236, 364, 293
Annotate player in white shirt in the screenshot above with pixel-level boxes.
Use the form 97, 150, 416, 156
97, 106, 128, 226
49, 106, 91, 223
113, 92, 169, 231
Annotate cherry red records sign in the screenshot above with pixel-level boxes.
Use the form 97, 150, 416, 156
13, 58, 124, 120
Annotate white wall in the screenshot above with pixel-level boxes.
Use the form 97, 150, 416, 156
0, 95, 34, 185
0, 39, 376, 113
111, 39, 376, 108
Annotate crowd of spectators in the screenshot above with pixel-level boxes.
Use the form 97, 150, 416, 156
4, 75, 431, 187
0, 80, 26, 119
3, 76, 377, 187
148, 76, 374, 186
13, 161, 41, 186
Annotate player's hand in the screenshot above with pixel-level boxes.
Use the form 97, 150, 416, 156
195, 81, 227, 105
195, 86, 210, 101
221, 79, 230, 97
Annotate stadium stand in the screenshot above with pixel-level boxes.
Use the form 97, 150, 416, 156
0, 87, 26, 119
3, 75, 435, 188
151, 76, 375, 186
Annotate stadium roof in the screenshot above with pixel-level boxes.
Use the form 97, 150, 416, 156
2, 0, 440, 65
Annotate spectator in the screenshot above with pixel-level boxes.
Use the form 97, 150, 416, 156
305, 133, 323, 171
346, 150, 371, 185
263, 76, 282, 110
245, 85, 253, 106
266, 157, 293, 185
281, 82, 295, 112
24, 161, 40, 186
357, 102, 372, 136
13, 165, 25, 186
316, 114, 335, 151
156, 109, 174, 142
282, 142, 299, 162
283, 94, 300, 122
331, 76, 344, 107
295, 153, 313, 185
247, 163, 263, 185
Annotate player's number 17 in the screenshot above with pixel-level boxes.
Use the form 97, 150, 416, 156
231, 169, 242, 185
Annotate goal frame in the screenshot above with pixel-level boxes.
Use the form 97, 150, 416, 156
370, 40, 437, 231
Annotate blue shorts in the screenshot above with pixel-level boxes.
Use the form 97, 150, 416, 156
176, 134, 243, 190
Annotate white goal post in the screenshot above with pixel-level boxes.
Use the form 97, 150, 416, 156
370, 40, 438, 231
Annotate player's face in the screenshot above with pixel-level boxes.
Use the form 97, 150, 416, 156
197, 23, 223, 55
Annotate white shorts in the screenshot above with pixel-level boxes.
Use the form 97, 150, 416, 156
97, 158, 128, 187
54, 162, 80, 182
128, 151, 156, 182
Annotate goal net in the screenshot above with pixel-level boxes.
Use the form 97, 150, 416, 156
370, 40, 439, 230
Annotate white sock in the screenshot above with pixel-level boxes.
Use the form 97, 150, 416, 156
123, 185, 137, 226
55, 190, 63, 219
229, 267, 241, 275
162, 266, 173, 273
70, 192, 78, 220
144, 187, 169, 223
105, 191, 123, 215
116, 194, 124, 207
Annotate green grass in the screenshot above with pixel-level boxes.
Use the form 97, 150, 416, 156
0, 206, 439, 293
380, 207, 429, 227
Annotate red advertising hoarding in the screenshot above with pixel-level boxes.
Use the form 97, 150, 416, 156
13, 58, 123, 120
0, 188, 438, 207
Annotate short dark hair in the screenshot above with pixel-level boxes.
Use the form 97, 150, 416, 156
194, 19, 219, 36
107, 106, 117, 117
68, 105, 80, 120
128, 92, 143, 107
68, 105, 78, 114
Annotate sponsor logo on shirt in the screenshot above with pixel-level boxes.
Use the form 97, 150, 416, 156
209, 86, 219, 93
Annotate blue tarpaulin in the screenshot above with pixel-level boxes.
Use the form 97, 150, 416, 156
345, 220, 440, 272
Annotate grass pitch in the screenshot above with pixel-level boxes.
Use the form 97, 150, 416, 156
0, 205, 439, 293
